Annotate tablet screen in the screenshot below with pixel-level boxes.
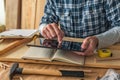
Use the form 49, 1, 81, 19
27, 38, 83, 52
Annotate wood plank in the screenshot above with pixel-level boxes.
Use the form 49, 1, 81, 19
34, 0, 46, 29
0, 38, 32, 55
1, 57, 120, 69
6, 0, 21, 29
85, 52, 120, 69
108, 43, 120, 50
21, 0, 37, 29
63, 37, 84, 42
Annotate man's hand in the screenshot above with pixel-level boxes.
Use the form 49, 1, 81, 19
41, 23, 64, 44
73, 36, 98, 56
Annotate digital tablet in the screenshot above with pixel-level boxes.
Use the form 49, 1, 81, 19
27, 38, 83, 52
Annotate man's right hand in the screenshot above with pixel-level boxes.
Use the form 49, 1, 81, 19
41, 23, 64, 44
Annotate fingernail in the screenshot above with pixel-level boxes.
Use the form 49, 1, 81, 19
52, 35, 55, 37
81, 48, 86, 52
81, 53, 85, 56
59, 41, 62, 44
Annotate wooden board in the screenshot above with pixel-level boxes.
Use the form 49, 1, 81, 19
6, 0, 21, 29
21, 0, 37, 29
0, 38, 32, 55
85, 54, 120, 69
6, 0, 46, 29
108, 43, 120, 50
21, 0, 45, 29
34, 0, 46, 29
84, 43, 120, 69
0, 38, 120, 69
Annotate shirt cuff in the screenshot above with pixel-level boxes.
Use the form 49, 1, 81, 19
95, 27, 120, 49
39, 24, 47, 34
95, 34, 105, 49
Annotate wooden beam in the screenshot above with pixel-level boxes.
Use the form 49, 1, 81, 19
0, 38, 32, 55
6, 0, 21, 29
21, 0, 37, 29
34, 0, 45, 29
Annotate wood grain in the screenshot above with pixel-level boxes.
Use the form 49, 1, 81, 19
6, 0, 21, 29
0, 38, 120, 69
34, 0, 45, 29
0, 38, 32, 55
21, 0, 45, 29
21, 0, 37, 29
0, 63, 104, 80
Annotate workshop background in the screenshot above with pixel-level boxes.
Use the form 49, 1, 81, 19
0, 0, 5, 25
1, 0, 45, 30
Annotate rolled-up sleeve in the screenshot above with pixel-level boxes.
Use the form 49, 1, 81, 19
40, 0, 59, 25
96, 27, 120, 49
95, 0, 120, 48
39, 0, 59, 33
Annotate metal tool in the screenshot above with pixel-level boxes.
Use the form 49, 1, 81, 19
9, 63, 84, 80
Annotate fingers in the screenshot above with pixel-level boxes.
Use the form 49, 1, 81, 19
72, 51, 86, 56
41, 23, 64, 43
81, 37, 91, 50
42, 24, 56, 39
47, 24, 56, 38
42, 27, 52, 39
52, 24, 63, 43
80, 36, 98, 56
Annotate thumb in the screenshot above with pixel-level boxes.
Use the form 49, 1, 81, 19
58, 30, 64, 43
81, 37, 91, 50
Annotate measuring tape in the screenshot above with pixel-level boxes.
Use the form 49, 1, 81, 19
98, 49, 112, 58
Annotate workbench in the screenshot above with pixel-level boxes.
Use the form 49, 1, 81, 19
0, 38, 120, 80
0, 63, 118, 80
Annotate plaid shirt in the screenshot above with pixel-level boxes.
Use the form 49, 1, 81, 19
40, 0, 120, 50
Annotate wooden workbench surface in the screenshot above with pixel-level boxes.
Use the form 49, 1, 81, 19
0, 38, 120, 80
0, 62, 113, 80
0, 38, 120, 69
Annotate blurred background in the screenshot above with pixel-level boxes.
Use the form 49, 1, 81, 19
0, 0, 5, 25
0, 0, 46, 31
0, 0, 5, 32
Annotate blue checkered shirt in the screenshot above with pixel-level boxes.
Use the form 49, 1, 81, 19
40, 0, 120, 50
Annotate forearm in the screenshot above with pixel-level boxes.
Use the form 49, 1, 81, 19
95, 27, 120, 49
96, 0, 120, 49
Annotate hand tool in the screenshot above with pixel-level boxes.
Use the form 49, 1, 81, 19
98, 49, 112, 58
9, 63, 84, 80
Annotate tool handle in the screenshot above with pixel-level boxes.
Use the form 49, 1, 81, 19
21, 68, 84, 77
22, 68, 62, 76
60, 70, 84, 77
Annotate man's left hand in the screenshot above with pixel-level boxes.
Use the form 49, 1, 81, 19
73, 36, 98, 56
